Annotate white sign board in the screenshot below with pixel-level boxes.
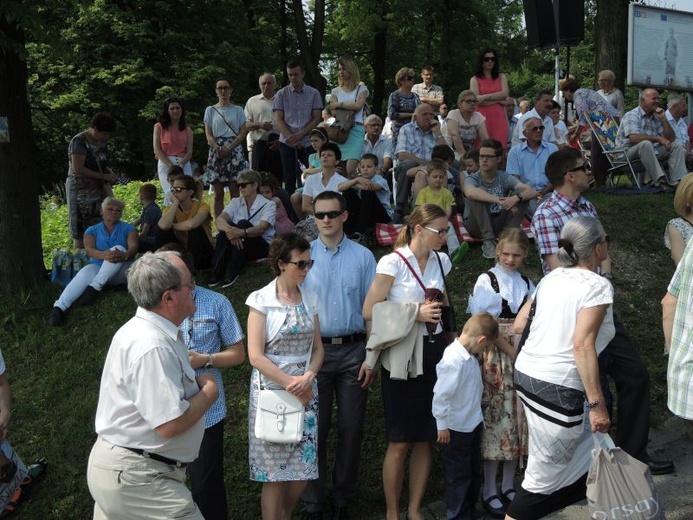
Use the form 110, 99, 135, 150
628, 4, 693, 91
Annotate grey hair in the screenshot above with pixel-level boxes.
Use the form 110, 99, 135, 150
556, 216, 606, 267
364, 114, 383, 126
127, 251, 184, 310
523, 117, 542, 131
101, 196, 125, 210
668, 94, 684, 109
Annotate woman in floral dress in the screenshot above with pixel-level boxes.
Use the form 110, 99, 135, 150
246, 233, 324, 520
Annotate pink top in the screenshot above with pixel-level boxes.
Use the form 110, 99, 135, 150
273, 198, 294, 235
154, 122, 192, 158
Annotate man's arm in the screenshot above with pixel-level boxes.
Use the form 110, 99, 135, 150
155, 373, 218, 439
0, 374, 11, 441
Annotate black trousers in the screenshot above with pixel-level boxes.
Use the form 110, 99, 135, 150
156, 227, 213, 270
343, 189, 391, 235
443, 424, 483, 520
188, 420, 227, 520
251, 137, 283, 183
211, 231, 269, 280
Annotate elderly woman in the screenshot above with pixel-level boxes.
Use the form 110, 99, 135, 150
665, 173, 693, 265
66, 112, 118, 249
446, 90, 490, 157
203, 75, 249, 218
157, 175, 214, 270
387, 67, 421, 154
596, 70, 625, 117
470, 49, 510, 148
329, 56, 369, 178
506, 216, 614, 520
210, 169, 276, 288
153, 97, 194, 205
361, 204, 452, 520
50, 197, 138, 326
246, 232, 324, 520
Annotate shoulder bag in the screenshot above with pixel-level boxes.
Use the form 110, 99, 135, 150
326, 86, 361, 143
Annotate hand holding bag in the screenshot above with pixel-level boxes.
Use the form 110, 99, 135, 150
586, 433, 665, 520
254, 388, 305, 444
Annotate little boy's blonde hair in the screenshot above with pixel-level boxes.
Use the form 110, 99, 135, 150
462, 312, 499, 341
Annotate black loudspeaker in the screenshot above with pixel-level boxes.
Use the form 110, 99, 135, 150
523, 0, 557, 49
554, 0, 584, 45
523, 0, 584, 48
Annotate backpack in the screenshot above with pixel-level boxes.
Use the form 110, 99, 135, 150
50, 249, 73, 287
72, 249, 89, 277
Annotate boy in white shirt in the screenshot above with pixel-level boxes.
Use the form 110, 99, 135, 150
433, 312, 499, 520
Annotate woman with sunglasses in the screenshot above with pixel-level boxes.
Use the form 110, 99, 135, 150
157, 175, 214, 269
470, 49, 510, 149
210, 169, 276, 288
361, 204, 452, 520
246, 232, 324, 520
387, 67, 421, 155
446, 89, 491, 157
153, 97, 193, 205
203, 76, 249, 218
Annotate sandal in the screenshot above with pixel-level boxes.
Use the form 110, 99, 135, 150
482, 495, 506, 519
500, 488, 516, 505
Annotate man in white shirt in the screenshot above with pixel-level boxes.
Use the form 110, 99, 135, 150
665, 94, 690, 160
362, 114, 393, 173
245, 73, 282, 181
87, 251, 218, 520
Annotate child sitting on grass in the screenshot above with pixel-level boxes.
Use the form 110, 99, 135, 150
132, 183, 162, 253
416, 159, 468, 263
433, 312, 499, 520
338, 153, 392, 236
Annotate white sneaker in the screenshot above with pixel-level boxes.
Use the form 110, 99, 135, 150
482, 240, 496, 259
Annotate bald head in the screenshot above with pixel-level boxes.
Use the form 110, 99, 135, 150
414, 103, 436, 131
259, 73, 276, 97
639, 88, 660, 114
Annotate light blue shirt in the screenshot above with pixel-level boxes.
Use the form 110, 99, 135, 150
303, 235, 376, 337
182, 287, 244, 428
506, 140, 557, 190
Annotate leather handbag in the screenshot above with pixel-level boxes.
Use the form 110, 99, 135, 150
254, 388, 305, 444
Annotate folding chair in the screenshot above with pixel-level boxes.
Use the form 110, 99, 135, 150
584, 110, 642, 188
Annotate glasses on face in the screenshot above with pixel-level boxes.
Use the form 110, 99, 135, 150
463, 99, 478, 104
424, 226, 448, 237
483, 56, 496, 62
237, 181, 254, 189
171, 186, 189, 193
314, 210, 343, 220
216, 86, 231, 91
403, 76, 415, 81
286, 259, 314, 270
527, 125, 545, 132
479, 154, 499, 160
564, 164, 587, 175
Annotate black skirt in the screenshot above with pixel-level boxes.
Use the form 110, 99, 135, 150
380, 332, 448, 442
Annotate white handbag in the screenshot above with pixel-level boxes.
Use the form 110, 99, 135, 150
254, 389, 305, 444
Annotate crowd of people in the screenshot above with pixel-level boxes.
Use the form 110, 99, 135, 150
46, 52, 693, 520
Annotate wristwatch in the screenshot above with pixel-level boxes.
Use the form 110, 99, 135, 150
516, 192, 523, 202
205, 354, 214, 368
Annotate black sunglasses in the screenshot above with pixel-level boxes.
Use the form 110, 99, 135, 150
483, 56, 496, 62
314, 210, 343, 220
564, 164, 587, 175
171, 187, 189, 193
285, 259, 314, 270
237, 181, 255, 188
403, 76, 415, 81
528, 125, 545, 132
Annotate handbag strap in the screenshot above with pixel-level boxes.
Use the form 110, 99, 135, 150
434, 251, 457, 325
247, 202, 268, 221
394, 250, 427, 294
212, 106, 238, 137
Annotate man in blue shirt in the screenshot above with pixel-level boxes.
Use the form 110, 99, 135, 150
159, 243, 246, 520
301, 191, 377, 520
506, 117, 558, 216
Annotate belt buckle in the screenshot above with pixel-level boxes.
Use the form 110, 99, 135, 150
332, 337, 343, 345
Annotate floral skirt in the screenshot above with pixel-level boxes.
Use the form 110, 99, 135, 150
481, 318, 528, 460
204, 136, 248, 184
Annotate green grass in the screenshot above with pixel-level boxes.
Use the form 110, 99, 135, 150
2, 187, 677, 518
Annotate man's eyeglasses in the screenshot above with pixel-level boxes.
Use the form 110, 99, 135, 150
285, 259, 314, 270
166, 278, 196, 292
216, 86, 231, 91
424, 226, 449, 237
171, 187, 188, 193
463, 99, 478, 104
527, 125, 545, 132
483, 56, 496, 62
314, 210, 343, 220
564, 164, 587, 175
479, 154, 499, 160
237, 182, 254, 189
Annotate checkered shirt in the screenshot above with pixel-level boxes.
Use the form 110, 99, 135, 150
616, 106, 664, 150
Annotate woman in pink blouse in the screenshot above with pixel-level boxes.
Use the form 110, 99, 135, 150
470, 49, 510, 149
153, 97, 194, 205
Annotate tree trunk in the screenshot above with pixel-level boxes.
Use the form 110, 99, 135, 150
371, 0, 388, 116
594, 0, 629, 91
0, 19, 46, 295
291, 0, 327, 97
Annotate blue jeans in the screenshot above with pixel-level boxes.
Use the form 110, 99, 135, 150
444, 423, 483, 520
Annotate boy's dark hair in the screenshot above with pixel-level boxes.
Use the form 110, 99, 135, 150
313, 190, 346, 211
139, 183, 157, 201
431, 144, 455, 162
286, 58, 304, 71
157, 242, 195, 276
360, 153, 378, 166
91, 112, 117, 133
464, 149, 480, 162
545, 148, 583, 187
320, 142, 342, 162
167, 165, 184, 178
479, 138, 503, 156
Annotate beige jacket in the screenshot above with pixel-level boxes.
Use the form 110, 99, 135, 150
364, 301, 423, 380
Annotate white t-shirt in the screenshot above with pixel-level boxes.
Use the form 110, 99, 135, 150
514, 268, 615, 391
221, 195, 276, 244
332, 85, 369, 124
302, 171, 348, 199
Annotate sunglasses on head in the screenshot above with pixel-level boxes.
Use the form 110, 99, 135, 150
285, 259, 314, 270
314, 210, 343, 220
